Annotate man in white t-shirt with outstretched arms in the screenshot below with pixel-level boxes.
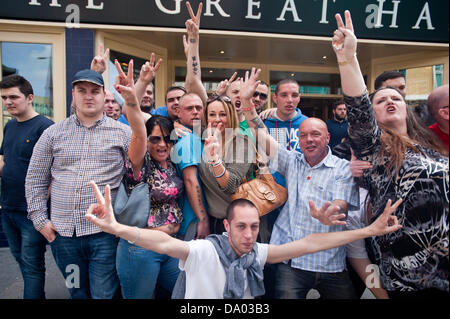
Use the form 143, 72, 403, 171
85, 181, 401, 299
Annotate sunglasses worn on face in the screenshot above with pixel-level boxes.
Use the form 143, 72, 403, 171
148, 135, 173, 144
253, 91, 268, 100
207, 94, 232, 105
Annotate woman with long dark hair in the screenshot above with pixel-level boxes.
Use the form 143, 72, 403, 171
332, 11, 448, 299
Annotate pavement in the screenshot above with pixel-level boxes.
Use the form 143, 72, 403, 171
0, 246, 375, 300
0, 246, 69, 299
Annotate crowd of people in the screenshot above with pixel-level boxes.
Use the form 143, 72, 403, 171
0, 3, 448, 300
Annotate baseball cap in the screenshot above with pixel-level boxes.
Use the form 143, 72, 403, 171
72, 69, 104, 87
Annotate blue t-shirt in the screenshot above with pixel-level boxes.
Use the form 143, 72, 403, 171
171, 131, 207, 236
153, 105, 169, 117
0, 115, 54, 211
326, 118, 349, 149
117, 114, 129, 125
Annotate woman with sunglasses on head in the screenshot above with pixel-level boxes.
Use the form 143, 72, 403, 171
113, 57, 184, 299
332, 11, 448, 299
198, 94, 256, 234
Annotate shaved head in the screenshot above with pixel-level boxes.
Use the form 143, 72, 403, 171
299, 118, 330, 167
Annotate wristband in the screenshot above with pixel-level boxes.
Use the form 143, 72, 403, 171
214, 166, 226, 178
338, 54, 357, 66
128, 226, 140, 245
242, 104, 256, 112
211, 158, 223, 167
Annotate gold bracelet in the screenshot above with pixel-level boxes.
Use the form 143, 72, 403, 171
338, 54, 357, 66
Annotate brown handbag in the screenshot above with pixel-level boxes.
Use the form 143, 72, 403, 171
230, 148, 288, 216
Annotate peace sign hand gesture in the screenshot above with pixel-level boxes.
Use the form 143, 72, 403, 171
332, 10, 358, 63
90, 44, 110, 75
183, 2, 203, 57
139, 52, 163, 85
85, 181, 119, 235
215, 72, 238, 96
114, 59, 138, 105
204, 122, 223, 163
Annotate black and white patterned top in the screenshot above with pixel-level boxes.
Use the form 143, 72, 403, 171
345, 92, 449, 293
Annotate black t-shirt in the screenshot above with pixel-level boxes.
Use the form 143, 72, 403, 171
0, 115, 54, 211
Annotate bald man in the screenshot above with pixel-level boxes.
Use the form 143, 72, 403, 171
427, 84, 449, 148
239, 72, 360, 298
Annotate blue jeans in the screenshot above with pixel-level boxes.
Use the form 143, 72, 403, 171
116, 238, 180, 299
1, 209, 47, 299
274, 262, 357, 299
50, 232, 120, 299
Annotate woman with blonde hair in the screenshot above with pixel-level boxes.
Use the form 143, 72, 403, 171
199, 94, 255, 234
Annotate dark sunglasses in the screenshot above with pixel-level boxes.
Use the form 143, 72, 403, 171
148, 135, 173, 144
253, 91, 268, 100
207, 94, 232, 105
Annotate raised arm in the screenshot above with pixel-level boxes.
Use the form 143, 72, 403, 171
240, 68, 279, 161
134, 53, 163, 107
184, 1, 208, 104
266, 199, 402, 264
114, 59, 148, 175
332, 11, 365, 97
332, 11, 381, 159
86, 181, 190, 261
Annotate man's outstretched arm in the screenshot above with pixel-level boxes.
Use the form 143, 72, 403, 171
266, 199, 402, 264
85, 181, 190, 261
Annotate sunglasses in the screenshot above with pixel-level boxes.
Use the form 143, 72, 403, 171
148, 135, 173, 145
253, 91, 268, 100
207, 94, 232, 105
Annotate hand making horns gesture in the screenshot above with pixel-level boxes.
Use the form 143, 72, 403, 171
332, 10, 358, 64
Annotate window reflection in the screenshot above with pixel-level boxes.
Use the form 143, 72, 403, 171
1, 42, 53, 126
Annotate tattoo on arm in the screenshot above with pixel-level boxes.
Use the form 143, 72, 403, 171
192, 57, 199, 76
127, 103, 137, 108
190, 39, 196, 44
250, 116, 266, 129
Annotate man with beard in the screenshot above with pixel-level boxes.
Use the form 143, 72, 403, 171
326, 100, 348, 150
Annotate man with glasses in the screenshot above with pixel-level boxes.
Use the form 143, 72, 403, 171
252, 81, 270, 115
427, 84, 449, 148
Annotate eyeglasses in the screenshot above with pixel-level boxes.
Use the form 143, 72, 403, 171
207, 94, 232, 105
148, 135, 173, 145
253, 91, 268, 100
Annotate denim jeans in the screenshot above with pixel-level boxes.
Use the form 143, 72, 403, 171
50, 232, 120, 299
116, 238, 180, 299
274, 262, 357, 299
1, 209, 47, 299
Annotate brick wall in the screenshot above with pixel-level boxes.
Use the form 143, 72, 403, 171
65, 28, 95, 116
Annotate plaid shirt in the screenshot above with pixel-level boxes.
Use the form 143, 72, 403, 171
269, 147, 359, 273
26, 114, 131, 237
